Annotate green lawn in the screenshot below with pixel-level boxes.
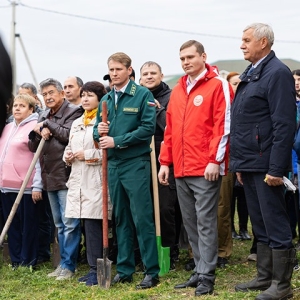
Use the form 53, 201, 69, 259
1, 239, 300, 299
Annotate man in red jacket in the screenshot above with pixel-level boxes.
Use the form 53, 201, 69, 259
158, 40, 232, 296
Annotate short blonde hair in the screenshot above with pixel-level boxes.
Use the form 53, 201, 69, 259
107, 52, 131, 68
14, 93, 36, 112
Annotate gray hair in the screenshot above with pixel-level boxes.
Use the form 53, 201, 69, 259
140, 61, 162, 73
19, 82, 37, 95
76, 76, 83, 87
243, 23, 274, 47
39, 78, 63, 92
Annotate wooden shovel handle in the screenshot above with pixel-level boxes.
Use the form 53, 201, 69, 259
101, 101, 109, 249
150, 136, 161, 236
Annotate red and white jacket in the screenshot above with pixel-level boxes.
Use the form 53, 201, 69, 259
159, 64, 233, 178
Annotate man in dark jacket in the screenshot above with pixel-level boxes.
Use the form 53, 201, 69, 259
28, 78, 83, 280
230, 23, 296, 300
140, 61, 180, 269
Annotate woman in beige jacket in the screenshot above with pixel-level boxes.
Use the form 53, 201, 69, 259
64, 81, 112, 286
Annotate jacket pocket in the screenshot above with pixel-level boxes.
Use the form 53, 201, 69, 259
1, 162, 33, 189
252, 123, 273, 155
255, 124, 262, 156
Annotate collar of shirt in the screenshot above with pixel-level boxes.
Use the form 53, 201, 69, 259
251, 54, 269, 70
186, 68, 207, 94
114, 80, 130, 95
114, 80, 130, 104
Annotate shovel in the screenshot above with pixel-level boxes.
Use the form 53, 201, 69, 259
97, 101, 112, 288
0, 138, 45, 266
150, 137, 170, 276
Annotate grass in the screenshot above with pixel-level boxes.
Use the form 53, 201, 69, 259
1, 239, 300, 299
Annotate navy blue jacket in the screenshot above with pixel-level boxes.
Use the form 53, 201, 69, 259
230, 50, 296, 177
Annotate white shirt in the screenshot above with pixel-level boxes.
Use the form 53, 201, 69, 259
114, 80, 130, 104
186, 68, 207, 94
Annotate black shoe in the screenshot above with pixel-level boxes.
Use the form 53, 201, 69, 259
240, 230, 251, 240
195, 277, 214, 296
111, 274, 132, 286
174, 272, 199, 289
136, 274, 159, 289
232, 230, 242, 240
217, 257, 228, 268
185, 258, 196, 271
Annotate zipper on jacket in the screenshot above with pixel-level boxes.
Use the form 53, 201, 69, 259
255, 124, 262, 157
111, 99, 117, 156
181, 94, 189, 176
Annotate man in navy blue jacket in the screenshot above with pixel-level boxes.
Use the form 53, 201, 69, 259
230, 23, 296, 300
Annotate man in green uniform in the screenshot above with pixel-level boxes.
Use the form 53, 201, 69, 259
93, 52, 159, 289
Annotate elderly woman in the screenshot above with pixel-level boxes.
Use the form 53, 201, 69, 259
0, 94, 42, 268
63, 81, 112, 286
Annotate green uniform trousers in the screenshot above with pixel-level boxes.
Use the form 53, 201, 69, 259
108, 157, 160, 278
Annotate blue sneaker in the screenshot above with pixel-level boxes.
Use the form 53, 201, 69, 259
78, 272, 92, 283
86, 272, 98, 286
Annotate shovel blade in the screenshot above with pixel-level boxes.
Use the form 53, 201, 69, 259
156, 236, 170, 276
97, 257, 112, 289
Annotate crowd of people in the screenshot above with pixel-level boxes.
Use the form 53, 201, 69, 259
0, 22, 299, 299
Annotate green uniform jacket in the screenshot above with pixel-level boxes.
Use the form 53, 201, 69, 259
93, 80, 156, 162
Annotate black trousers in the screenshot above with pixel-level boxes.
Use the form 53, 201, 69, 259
37, 191, 54, 260
84, 218, 103, 272
158, 183, 178, 248
231, 185, 249, 231
242, 172, 293, 249
1, 192, 39, 266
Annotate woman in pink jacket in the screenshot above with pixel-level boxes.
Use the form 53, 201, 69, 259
0, 93, 42, 268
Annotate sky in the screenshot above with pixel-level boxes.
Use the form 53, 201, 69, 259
0, 0, 299, 88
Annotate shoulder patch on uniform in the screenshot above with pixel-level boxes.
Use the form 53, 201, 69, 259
147, 99, 156, 107
123, 107, 139, 113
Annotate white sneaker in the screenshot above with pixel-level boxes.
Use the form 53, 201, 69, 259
56, 268, 74, 280
47, 265, 63, 277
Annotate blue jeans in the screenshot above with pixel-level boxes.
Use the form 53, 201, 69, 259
48, 190, 81, 272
